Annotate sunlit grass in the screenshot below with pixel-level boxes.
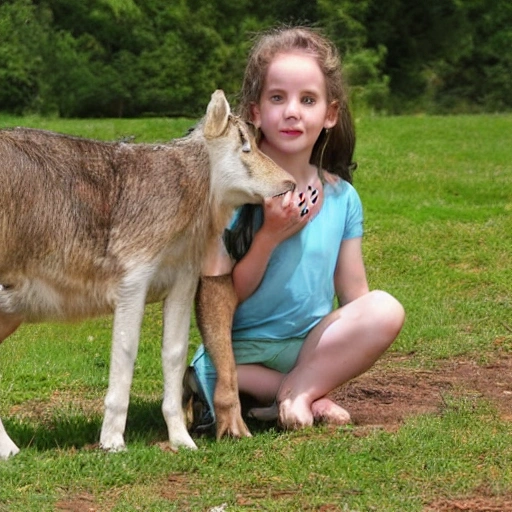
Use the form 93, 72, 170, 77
0, 113, 511, 511
0, 115, 195, 142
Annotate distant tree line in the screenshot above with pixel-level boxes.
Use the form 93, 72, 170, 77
1, 0, 511, 117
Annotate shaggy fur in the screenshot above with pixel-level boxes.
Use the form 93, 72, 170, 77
0, 90, 295, 459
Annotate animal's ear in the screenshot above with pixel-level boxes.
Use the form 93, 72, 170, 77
203, 90, 230, 139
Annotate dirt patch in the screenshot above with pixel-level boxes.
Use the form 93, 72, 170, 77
9, 390, 104, 422
426, 497, 512, 511
160, 472, 200, 501
55, 492, 96, 512
49, 355, 512, 511
331, 355, 512, 428
330, 355, 512, 512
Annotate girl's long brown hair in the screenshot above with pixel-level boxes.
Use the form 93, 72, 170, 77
225, 26, 357, 261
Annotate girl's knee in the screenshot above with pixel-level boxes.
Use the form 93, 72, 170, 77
368, 290, 405, 340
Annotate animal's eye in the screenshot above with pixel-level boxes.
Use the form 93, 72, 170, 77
238, 127, 251, 153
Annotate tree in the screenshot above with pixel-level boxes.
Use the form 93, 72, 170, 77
433, 0, 512, 112
318, 0, 390, 112
0, 0, 50, 114
1, 0, 511, 116
362, 0, 471, 111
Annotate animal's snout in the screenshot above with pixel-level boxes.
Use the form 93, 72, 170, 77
287, 181, 296, 192
273, 180, 296, 198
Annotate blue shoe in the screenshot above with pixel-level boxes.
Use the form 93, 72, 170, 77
183, 366, 215, 433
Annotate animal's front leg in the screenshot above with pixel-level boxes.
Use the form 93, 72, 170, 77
195, 275, 251, 439
100, 276, 148, 452
161, 274, 198, 450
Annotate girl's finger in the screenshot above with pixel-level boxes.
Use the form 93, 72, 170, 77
309, 187, 319, 205
281, 190, 293, 208
301, 187, 319, 221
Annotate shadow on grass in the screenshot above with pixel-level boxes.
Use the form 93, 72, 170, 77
4, 398, 169, 452
189, 392, 280, 443
4, 394, 281, 454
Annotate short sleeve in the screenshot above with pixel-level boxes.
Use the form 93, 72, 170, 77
342, 183, 364, 240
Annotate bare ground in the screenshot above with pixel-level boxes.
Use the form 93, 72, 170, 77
47, 354, 512, 511
331, 354, 512, 512
333, 354, 512, 430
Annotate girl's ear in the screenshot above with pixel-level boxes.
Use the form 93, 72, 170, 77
324, 101, 339, 129
250, 102, 262, 128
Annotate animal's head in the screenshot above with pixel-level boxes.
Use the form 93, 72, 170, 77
202, 90, 295, 208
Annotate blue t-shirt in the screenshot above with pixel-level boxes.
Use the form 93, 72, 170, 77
231, 179, 363, 341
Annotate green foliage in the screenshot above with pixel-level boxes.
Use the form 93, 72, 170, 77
0, 0, 510, 116
344, 46, 390, 113
0, 0, 50, 114
432, 0, 512, 112
365, 0, 471, 101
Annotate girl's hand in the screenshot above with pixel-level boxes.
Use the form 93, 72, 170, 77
260, 187, 319, 244
232, 186, 319, 302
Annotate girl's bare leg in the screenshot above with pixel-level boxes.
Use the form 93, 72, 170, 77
237, 364, 351, 424
235, 290, 404, 427
277, 290, 405, 428
237, 364, 284, 405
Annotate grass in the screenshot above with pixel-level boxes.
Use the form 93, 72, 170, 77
0, 115, 194, 142
356, 114, 512, 361
0, 113, 511, 511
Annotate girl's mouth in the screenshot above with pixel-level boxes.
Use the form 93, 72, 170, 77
280, 130, 302, 136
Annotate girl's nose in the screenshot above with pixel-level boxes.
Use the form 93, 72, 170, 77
284, 98, 300, 119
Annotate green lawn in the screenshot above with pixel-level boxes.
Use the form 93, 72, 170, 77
0, 113, 511, 511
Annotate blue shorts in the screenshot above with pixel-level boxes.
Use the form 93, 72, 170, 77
190, 338, 305, 420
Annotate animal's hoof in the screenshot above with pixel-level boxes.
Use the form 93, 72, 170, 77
216, 412, 252, 440
99, 434, 127, 453
168, 432, 198, 450
166, 418, 199, 450
170, 439, 198, 451
0, 441, 20, 460
100, 444, 127, 453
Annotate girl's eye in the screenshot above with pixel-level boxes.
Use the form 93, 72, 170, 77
270, 95, 283, 103
303, 96, 315, 105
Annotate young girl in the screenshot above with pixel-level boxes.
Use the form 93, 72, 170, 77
190, 26, 405, 430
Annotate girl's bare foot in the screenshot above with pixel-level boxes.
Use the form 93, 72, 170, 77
311, 397, 351, 425
250, 397, 350, 428
278, 396, 314, 429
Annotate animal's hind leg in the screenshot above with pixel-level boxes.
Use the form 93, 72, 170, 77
0, 312, 22, 458
0, 312, 22, 343
0, 419, 20, 460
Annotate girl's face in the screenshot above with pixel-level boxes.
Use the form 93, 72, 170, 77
251, 51, 338, 164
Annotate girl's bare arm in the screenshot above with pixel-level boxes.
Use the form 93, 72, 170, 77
334, 237, 369, 306
232, 191, 313, 302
